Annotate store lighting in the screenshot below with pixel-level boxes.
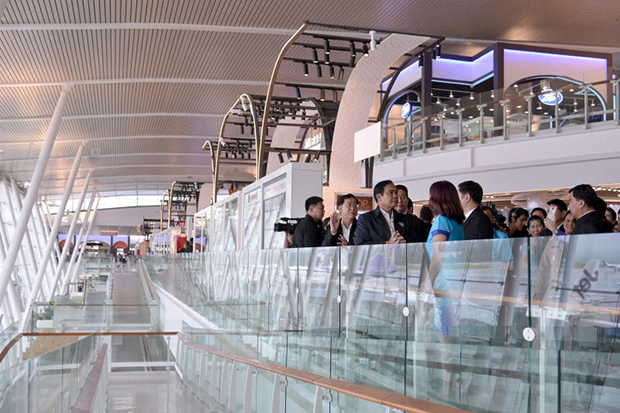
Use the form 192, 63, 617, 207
543, 112, 548, 115
491, 90, 495, 98
349, 41, 356, 57
295, 87, 302, 100
303, 62, 309, 77
449, 90, 454, 98
468, 115, 473, 119
573, 99, 577, 106
516, 105, 522, 109
312, 48, 319, 63
436, 97, 441, 104
591, 100, 595, 107
456, 99, 461, 107
369, 30, 377, 52
569, 88, 575, 92
470, 92, 474, 100
320, 89, 325, 101
323, 38, 330, 55
489, 108, 494, 112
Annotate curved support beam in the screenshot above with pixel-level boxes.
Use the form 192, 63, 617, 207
258, 23, 308, 178
160, 190, 169, 231
167, 181, 178, 229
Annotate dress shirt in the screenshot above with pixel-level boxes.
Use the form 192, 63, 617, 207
379, 208, 395, 232
342, 221, 353, 242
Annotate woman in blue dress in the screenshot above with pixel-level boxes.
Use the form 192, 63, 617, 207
426, 181, 465, 337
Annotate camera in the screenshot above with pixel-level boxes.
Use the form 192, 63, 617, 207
488, 203, 507, 229
273, 217, 302, 234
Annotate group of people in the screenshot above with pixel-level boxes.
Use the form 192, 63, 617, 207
290, 181, 618, 249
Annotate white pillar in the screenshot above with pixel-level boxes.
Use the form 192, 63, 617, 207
29, 199, 54, 296
65, 197, 100, 291
10, 179, 48, 299
42, 201, 63, 262
0, 85, 72, 314
0, 208, 23, 325
0, 179, 34, 298
48, 172, 93, 299
18, 145, 85, 333
61, 192, 96, 295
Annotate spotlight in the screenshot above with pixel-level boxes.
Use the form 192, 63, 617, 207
338, 66, 345, 80
324, 52, 330, 64
323, 38, 330, 55
362, 43, 369, 57
591, 100, 595, 107
436, 97, 441, 104
470, 92, 474, 100
574, 99, 578, 106
449, 90, 454, 98
305, 154, 312, 163
295, 87, 302, 100
418, 54, 424, 67
320, 89, 325, 101
491, 90, 495, 98
278, 153, 284, 163
312, 48, 319, 63
316, 64, 322, 78
456, 99, 461, 107
349, 41, 356, 57
369, 30, 376, 52
349, 55, 356, 67
329, 65, 334, 79
436, 44, 441, 58
303, 62, 309, 77
285, 149, 292, 160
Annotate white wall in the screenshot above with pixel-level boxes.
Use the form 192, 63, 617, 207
374, 123, 620, 200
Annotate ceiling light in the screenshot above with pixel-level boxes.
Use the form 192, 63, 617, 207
303, 62, 309, 77
436, 97, 441, 104
329, 65, 335, 79
543, 112, 548, 115
456, 99, 461, 107
489, 108, 494, 112
369, 30, 377, 52
536, 104, 542, 110
320, 89, 325, 101
573, 99, 577, 106
295, 86, 302, 100
323, 38, 330, 55
514, 84, 519, 88
349, 41, 356, 57
516, 105, 522, 109
449, 91, 454, 98
468, 115, 473, 119
569, 88, 575, 92
591, 100, 595, 107
470, 92, 474, 100
362, 43, 369, 57
312, 48, 318, 63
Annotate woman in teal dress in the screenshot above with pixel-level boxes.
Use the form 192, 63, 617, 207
425, 181, 465, 336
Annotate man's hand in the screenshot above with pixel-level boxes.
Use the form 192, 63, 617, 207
329, 211, 340, 235
388, 228, 405, 244
337, 235, 349, 246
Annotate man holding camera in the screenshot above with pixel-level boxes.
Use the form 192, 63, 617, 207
292, 196, 325, 248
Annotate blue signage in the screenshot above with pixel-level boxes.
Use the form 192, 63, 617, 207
538, 91, 564, 106
401, 102, 412, 118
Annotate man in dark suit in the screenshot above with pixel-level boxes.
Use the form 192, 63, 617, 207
323, 194, 358, 246
458, 180, 494, 240
354, 181, 422, 245
292, 196, 325, 248
568, 184, 612, 234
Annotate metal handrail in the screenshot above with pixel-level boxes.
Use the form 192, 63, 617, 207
70, 343, 108, 413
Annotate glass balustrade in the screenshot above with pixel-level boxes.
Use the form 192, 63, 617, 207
145, 232, 620, 412
381, 76, 620, 159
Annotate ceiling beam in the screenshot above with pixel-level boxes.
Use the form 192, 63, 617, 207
0, 112, 226, 123
0, 23, 297, 36
0, 77, 276, 88
0, 135, 218, 145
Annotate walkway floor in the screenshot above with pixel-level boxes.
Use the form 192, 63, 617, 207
108, 371, 213, 412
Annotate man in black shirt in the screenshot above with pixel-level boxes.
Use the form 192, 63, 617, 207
568, 184, 611, 234
292, 196, 325, 248
458, 180, 494, 240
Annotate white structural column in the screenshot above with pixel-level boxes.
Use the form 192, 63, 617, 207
65, 196, 100, 291
0, 179, 34, 297
29, 198, 55, 295
34, 202, 58, 276
0, 85, 72, 314
42, 201, 63, 261
19, 145, 86, 332
0, 208, 22, 325
10, 179, 49, 299
48, 172, 92, 300
61, 192, 96, 295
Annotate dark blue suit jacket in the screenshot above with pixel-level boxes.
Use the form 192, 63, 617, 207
353, 207, 424, 245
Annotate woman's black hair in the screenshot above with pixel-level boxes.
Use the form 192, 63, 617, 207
509, 207, 529, 222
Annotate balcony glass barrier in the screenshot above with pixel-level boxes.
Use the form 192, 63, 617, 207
0, 334, 104, 412
145, 233, 620, 412
381, 76, 620, 159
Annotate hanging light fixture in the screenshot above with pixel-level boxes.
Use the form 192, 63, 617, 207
329, 65, 335, 79
303, 62, 309, 77
436, 97, 441, 104
320, 89, 325, 101
349, 41, 356, 57
491, 90, 495, 98
362, 43, 369, 57
295, 86, 302, 100
324, 39, 330, 55
312, 48, 319, 63
449, 90, 454, 98
470, 92, 475, 100
456, 98, 461, 107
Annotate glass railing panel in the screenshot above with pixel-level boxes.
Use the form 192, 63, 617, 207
269, 248, 298, 331
341, 244, 408, 339
297, 246, 340, 331
246, 249, 272, 331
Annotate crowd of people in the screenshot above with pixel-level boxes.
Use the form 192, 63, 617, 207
290, 181, 618, 248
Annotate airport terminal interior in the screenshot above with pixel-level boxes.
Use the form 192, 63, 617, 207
0, 1, 619, 412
